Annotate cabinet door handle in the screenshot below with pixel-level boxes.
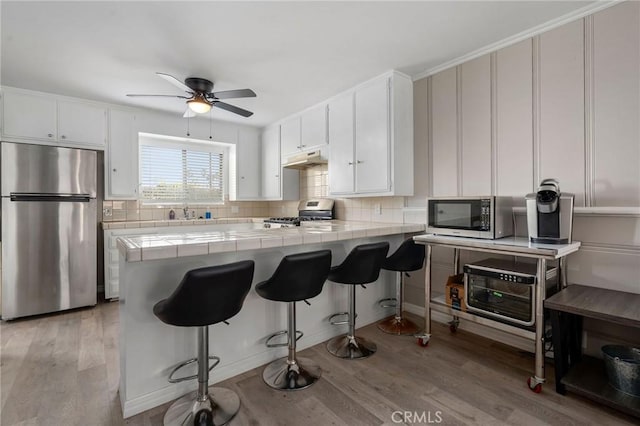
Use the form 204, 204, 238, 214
357, 160, 363, 164
296, 145, 301, 149
241, 176, 245, 179
275, 174, 279, 178
112, 168, 117, 172
61, 135, 66, 139
348, 162, 353, 165
301, 144, 306, 147
47, 133, 54, 138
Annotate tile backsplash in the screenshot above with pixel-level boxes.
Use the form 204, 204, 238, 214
104, 164, 408, 224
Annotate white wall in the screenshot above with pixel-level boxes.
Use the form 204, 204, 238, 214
409, 1, 640, 353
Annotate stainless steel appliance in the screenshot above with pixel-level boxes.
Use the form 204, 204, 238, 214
1, 142, 97, 320
525, 179, 574, 244
464, 258, 557, 327
263, 199, 334, 228
427, 196, 513, 239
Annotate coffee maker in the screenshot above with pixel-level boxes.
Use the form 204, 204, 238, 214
525, 179, 574, 244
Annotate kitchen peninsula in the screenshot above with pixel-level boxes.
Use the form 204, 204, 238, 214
115, 220, 425, 418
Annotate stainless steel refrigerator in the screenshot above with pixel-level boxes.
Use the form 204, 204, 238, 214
1, 142, 97, 320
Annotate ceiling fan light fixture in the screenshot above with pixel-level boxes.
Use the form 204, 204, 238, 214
187, 96, 212, 114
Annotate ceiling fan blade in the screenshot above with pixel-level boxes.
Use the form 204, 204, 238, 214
126, 94, 190, 99
214, 102, 253, 117
183, 108, 196, 118
210, 88, 256, 100
156, 72, 192, 93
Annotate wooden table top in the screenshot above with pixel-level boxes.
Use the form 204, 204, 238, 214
545, 284, 640, 328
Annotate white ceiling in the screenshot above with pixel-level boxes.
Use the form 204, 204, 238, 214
1, 1, 599, 128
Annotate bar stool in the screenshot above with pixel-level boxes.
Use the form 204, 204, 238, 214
377, 238, 425, 335
153, 260, 255, 426
255, 250, 332, 390
326, 242, 389, 359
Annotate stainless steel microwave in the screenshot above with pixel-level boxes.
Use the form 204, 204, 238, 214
427, 196, 513, 239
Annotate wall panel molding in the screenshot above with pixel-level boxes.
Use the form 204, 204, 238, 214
584, 15, 595, 207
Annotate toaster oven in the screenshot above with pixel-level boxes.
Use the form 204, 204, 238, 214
464, 258, 557, 327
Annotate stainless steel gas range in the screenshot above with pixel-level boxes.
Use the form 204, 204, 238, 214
263, 199, 334, 228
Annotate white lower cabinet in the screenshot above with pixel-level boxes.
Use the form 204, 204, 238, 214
328, 71, 413, 197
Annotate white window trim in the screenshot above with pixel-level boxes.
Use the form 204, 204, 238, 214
138, 132, 232, 206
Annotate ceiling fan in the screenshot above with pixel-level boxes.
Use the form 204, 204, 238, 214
127, 72, 256, 118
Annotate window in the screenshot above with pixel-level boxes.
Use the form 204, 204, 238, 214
139, 134, 226, 204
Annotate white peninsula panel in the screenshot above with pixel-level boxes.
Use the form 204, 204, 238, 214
593, 1, 640, 206
496, 39, 533, 199
539, 19, 585, 206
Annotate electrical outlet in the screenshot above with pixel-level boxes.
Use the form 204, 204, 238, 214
231, 206, 239, 214
374, 203, 382, 215
103, 207, 112, 217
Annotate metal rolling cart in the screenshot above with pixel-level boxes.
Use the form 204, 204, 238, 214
413, 234, 581, 392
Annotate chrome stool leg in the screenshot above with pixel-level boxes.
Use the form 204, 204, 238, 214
163, 326, 240, 426
327, 285, 377, 359
377, 272, 421, 335
262, 302, 322, 390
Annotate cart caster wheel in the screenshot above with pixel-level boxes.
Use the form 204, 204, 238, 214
417, 338, 429, 347
449, 324, 457, 333
527, 377, 542, 393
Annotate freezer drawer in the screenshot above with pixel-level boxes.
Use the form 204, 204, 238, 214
1, 142, 97, 197
1, 198, 97, 319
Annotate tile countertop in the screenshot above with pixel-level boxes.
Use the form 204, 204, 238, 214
102, 217, 262, 230
116, 221, 426, 262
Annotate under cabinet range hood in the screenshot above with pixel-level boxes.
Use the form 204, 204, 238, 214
283, 150, 327, 169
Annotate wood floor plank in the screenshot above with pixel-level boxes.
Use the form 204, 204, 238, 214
2, 302, 639, 426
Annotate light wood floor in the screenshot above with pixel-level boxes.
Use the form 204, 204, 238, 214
1, 301, 637, 426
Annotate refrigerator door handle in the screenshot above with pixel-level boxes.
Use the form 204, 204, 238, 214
9, 193, 93, 202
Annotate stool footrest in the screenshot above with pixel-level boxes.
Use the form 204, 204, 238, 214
329, 312, 356, 325
265, 330, 303, 348
378, 297, 397, 309
168, 356, 220, 383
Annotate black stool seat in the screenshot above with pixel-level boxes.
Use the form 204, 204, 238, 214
256, 250, 332, 302
328, 242, 390, 285
153, 260, 254, 426
154, 260, 255, 327
378, 238, 425, 336
256, 250, 332, 391
383, 238, 425, 272
327, 242, 389, 360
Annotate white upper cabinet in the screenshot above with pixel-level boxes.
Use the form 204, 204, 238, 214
2, 90, 57, 141
328, 92, 355, 195
354, 76, 390, 193
461, 55, 492, 196
235, 129, 261, 200
261, 126, 282, 199
539, 19, 585, 206
430, 67, 458, 197
280, 104, 329, 160
57, 100, 107, 147
280, 116, 301, 158
300, 104, 328, 150
1, 87, 106, 149
106, 109, 138, 199
593, 1, 640, 207
328, 71, 413, 197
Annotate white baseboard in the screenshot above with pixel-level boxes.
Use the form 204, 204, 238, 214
404, 303, 534, 353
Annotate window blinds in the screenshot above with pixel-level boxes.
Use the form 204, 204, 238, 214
139, 144, 224, 203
